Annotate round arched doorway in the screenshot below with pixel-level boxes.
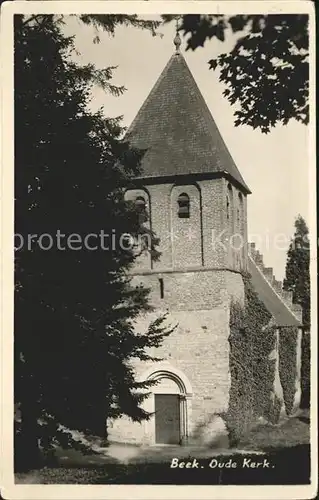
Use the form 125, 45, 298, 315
140, 366, 192, 445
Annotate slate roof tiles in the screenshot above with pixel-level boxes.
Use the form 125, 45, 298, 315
126, 52, 251, 193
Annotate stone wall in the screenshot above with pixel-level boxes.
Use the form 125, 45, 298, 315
108, 270, 245, 445
110, 177, 248, 445
125, 177, 248, 274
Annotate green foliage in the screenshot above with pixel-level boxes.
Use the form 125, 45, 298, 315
163, 14, 309, 133
283, 215, 310, 326
229, 273, 304, 435
228, 274, 275, 441
22, 13, 160, 36
78, 14, 160, 41
283, 215, 310, 409
300, 331, 310, 409
14, 14, 174, 469
278, 327, 298, 415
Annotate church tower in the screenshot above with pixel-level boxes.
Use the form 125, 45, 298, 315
109, 34, 251, 446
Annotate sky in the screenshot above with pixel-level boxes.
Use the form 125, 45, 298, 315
63, 15, 310, 281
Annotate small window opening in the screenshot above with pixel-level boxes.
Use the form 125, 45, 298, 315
159, 278, 164, 299
227, 184, 233, 223
178, 193, 190, 218
238, 192, 244, 232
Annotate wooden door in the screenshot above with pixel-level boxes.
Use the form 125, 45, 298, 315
155, 394, 180, 444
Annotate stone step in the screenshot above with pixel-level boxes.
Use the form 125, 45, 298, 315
272, 279, 282, 293
281, 290, 293, 303
291, 302, 302, 312
254, 251, 264, 267
248, 242, 256, 256
263, 267, 273, 281
290, 303, 303, 320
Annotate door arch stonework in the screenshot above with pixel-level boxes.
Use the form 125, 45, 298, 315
139, 365, 193, 445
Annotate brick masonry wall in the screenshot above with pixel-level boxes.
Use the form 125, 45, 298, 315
113, 179, 247, 445
278, 327, 302, 415
198, 178, 226, 268
171, 184, 202, 268
108, 269, 245, 445
125, 178, 248, 274
148, 183, 173, 270
124, 187, 152, 270
131, 270, 225, 311
108, 306, 231, 444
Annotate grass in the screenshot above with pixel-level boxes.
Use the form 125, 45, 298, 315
15, 413, 311, 485
15, 446, 311, 485
236, 412, 310, 450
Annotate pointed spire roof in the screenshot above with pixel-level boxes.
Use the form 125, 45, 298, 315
126, 46, 251, 194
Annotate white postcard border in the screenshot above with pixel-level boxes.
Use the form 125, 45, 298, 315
1, 2, 317, 499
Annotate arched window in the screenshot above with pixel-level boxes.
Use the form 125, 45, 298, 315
227, 184, 233, 224
238, 192, 244, 232
226, 196, 230, 220
135, 196, 146, 213
177, 193, 190, 218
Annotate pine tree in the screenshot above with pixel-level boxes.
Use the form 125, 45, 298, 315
283, 215, 310, 409
283, 215, 310, 326
163, 14, 309, 133
14, 15, 174, 470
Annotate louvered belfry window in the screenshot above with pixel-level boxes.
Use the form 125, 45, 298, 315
178, 193, 190, 218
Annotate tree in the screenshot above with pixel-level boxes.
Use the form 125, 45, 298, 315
283, 215, 310, 325
283, 215, 310, 408
163, 15, 309, 133
14, 14, 173, 470
20, 13, 309, 134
